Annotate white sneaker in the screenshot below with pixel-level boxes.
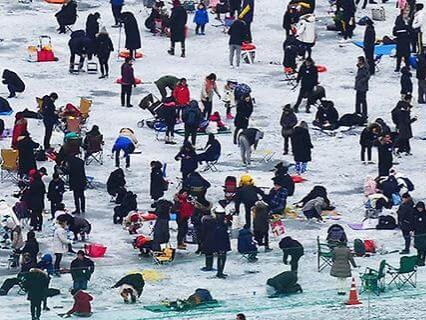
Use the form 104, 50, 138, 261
125, 167, 132, 172
229, 65, 234, 69
235, 65, 240, 69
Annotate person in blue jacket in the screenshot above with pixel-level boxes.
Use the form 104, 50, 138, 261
193, 2, 209, 35
112, 128, 138, 170
237, 225, 258, 262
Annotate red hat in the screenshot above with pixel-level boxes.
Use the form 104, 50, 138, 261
173, 0, 181, 7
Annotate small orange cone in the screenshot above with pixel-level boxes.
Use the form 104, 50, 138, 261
345, 277, 362, 306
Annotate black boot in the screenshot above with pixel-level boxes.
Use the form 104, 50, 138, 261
216, 253, 228, 278
168, 47, 175, 55
201, 255, 213, 271
181, 49, 186, 58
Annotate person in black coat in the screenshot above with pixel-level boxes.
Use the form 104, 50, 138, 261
41, 92, 58, 151
197, 133, 221, 163
393, 12, 412, 72
239, 0, 254, 42
279, 236, 304, 273
400, 66, 413, 99
21, 231, 39, 264
70, 250, 95, 290
24, 170, 46, 232
363, 19, 375, 75
161, 97, 178, 144
375, 133, 393, 177
68, 30, 91, 73
313, 100, 339, 130
175, 141, 198, 181
293, 58, 318, 113
47, 172, 65, 220
183, 172, 211, 198
150, 161, 167, 202
67, 156, 87, 214
282, 6, 299, 37
21, 269, 49, 320
182, 100, 203, 146
413, 202, 426, 266
234, 182, 264, 229
397, 193, 415, 254
2, 69, 25, 98
273, 162, 295, 196
16, 132, 39, 178
280, 104, 298, 155
107, 168, 126, 202
233, 94, 254, 144
336, 0, 356, 40
291, 121, 313, 175
417, 52, 426, 104
168, 0, 188, 57
121, 12, 141, 59
214, 213, 231, 278
359, 123, 381, 163
95, 27, 114, 79
228, 18, 247, 68
113, 191, 137, 224
200, 214, 217, 271
85, 12, 100, 39
152, 200, 172, 251
393, 96, 417, 155
229, 0, 241, 17
112, 273, 145, 303
55, 0, 77, 34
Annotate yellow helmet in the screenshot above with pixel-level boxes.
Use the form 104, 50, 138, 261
240, 174, 254, 186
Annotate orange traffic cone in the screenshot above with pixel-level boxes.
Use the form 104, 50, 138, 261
345, 277, 362, 306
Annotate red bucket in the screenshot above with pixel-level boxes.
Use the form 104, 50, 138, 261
85, 243, 107, 258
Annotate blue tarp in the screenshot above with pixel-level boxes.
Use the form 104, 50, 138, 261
353, 41, 396, 56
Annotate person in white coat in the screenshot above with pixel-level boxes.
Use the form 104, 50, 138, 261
295, 14, 316, 58
53, 219, 72, 276
412, 3, 425, 52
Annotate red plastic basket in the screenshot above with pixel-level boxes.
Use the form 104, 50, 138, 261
85, 243, 107, 258
37, 49, 56, 62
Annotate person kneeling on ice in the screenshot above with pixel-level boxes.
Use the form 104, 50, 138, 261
112, 128, 138, 170
107, 168, 126, 203
266, 271, 302, 297
58, 289, 93, 318
313, 100, 339, 130
300, 196, 326, 222
265, 177, 288, 215
279, 236, 304, 273
197, 134, 221, 164
238, 128, 264, 165
2, 69, 25, 98
237, 225, 258, 262
331, 241, 358, 295
112, 273, 145, 303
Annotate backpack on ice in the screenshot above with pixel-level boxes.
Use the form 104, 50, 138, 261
338, 113, 367, 127
234, 83, 252, 101
364, 239, 376, 253
376, 215, 397, 230
354, 238, 366, 257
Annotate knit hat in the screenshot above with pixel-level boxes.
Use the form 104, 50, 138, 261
173, 0, 181, 6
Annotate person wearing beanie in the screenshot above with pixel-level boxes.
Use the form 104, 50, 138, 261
95, 26, 114, 79
397, 193, 415, 254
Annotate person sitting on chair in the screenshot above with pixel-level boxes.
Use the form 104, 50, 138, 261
55, 0, 78, 34
313, 100, 339, 130
197, 134, 221, 164
82, 125, 103, 160
237, 225, 258, 262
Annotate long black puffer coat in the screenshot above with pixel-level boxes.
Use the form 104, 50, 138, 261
2, 69, 25, 93
291, 126, 313, 163
121, 12, 141, 50
170, 5, 188, 42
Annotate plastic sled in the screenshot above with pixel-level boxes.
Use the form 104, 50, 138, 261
144, 300, 220, 313
291, 175, 306, 183
316, 65, 327, 73
44, 0, 67, 3
84, 243, 107, 258
140, 212, 157, 221
119, 50, 143, 59
0, 110, 13, 116
116, 78, 142, 85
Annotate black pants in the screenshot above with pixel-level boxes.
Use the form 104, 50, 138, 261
254, 231, 269, 248
54, 253, 62, 272
243, 202, 255, 229
294, 87, 313, 111
166, 123, 175, 138
402, 229, 411, 251
355, 90, 367, 116
285, 254, 302, 272
396, 54, 410, 71
365, 51, 375, 75
157, 85, 169, 101
195, 24, 205, 34
246, 22, 252, 43
98, 57, 109, 76
233, 125, 247, 144
184, 125, 197, 145
44, 124, 54, 150
356, 0, 368, 9
361, 146, 372, 162
30, 299, 42, 319
342, 14, 354, 40
1, 277, 20, 294
73, 189, 85, 213
50, 201, 61, 220
283, 136, 291, 154
398, 138, 411, 154
171, 40, 185, 52
112, 4, 122, 25
115, 150, 130, 168
30, 210, 43, 231
202, 100, 213, 119
417, 250, 426, 265
177, 218, 189, 245
121, 85, 132, 107
217, 251, 227, 276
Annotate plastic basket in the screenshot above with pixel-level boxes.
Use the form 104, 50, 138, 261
85, 243, 107, 258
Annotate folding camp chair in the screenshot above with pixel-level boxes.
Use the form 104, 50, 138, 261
239, 251, 258, 263
283, 67, 297, 87
152, 247, 176, 265
36, 97, 43, 113
387, 256, 417, 289
86, 176, 95, 189
85, 135, 104, 165
360, 260, 386, 295
200, 160, 219, 172
79, 98, 92, 121
317, 236, 333, 272
1, 149, 19, 183
256, 149, 276, 163
66, 116, 81, 134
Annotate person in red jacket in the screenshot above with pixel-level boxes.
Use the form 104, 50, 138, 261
12, 115, 28, 149
120, 57, 136, 108
59, 289, 93, 317
172, 78, 190, 120
175, 190, 195, 249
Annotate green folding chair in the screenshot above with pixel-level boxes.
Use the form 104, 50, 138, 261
387, 256, 417, 290
360, 260, 386, 295
317, 236, 333, 272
